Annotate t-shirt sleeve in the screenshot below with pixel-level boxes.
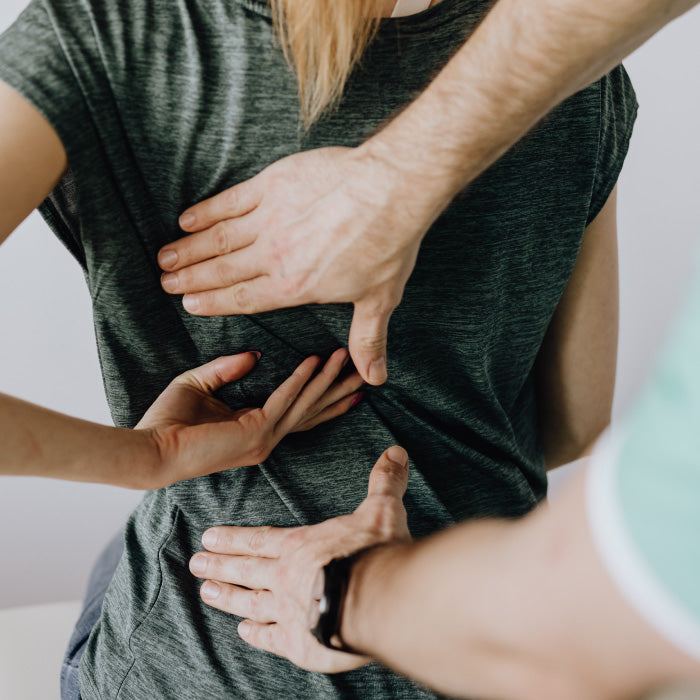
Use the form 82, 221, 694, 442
586, 65, 639, 225
0, 0, 92, 167
587, 249, 700, 661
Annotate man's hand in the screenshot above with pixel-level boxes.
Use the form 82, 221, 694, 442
158, 146, 444, 385
189, 445, 411, 672
137, 348, 363, 489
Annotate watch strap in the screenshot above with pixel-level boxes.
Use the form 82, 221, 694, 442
310, 554, 361, 653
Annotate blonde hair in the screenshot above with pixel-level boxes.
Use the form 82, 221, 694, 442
270, 0, 382, 127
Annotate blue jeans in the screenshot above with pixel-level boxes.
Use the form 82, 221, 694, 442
60, 531, 124, 700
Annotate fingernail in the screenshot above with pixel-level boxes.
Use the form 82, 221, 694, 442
190, 554, 207, 575
250, 351, 262, 360
161, 272, 178, 292
201, 580, 220, 600
386, 445, 408, 467
238, 620, 251, 637
351, 391, 364, 408
159, 249, 178, 269
368, 357, 387, 385
183, 295, 200, 313
342, 352, 350, 368
202, 529, 218, 548
180, 212, 196, 228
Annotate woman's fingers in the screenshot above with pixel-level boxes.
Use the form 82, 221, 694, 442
309, 370, 364, 412
286, 366, 365, 433
261, 356, 323, 422
273, 349, 356, 432
172, 352, 260, 394
292, 390, 364, 433
199, 581, 277, 624
274, 348, 346, 419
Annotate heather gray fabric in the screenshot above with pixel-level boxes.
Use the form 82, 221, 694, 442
0, 0, 637, 697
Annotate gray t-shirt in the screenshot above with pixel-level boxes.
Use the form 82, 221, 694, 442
0, 0, 637, 697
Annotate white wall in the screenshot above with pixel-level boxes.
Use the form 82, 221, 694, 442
0, 1, 143, 610
1, 1, 700, 608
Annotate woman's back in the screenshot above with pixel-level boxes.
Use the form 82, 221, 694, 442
0, 0, 636, 697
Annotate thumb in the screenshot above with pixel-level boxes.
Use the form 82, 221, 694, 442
174, 351, 260, 394
348, 297, 393, 386
366, 446, 409, 500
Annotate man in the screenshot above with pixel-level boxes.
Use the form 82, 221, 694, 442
191, 256, 700, 695
162, 0, 699, 384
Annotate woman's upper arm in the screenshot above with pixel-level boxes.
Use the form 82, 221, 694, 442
536, 186, 619, 470
0, 80, 67, 245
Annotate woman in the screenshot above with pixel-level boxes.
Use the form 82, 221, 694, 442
0, 0, 635, 698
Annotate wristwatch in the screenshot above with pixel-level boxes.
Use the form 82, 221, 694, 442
310, 554, 362, 653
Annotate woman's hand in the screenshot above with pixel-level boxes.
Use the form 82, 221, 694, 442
188, 446, 411, 673
137, 348, 363, 489
158, 146, 442, 386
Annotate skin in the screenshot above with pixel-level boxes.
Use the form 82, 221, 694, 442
3, 0, 699, 691
0, 83, 363, 489
536, 187, 619, 468
189, 185, 623, 652
158, 0, 698, 387
192, 448, 700, 700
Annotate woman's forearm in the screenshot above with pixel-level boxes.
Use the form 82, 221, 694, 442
364, 0, 697, 213
0, 392, 152, 487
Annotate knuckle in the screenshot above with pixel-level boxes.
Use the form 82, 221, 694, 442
247, 526, 272, 555
224, 187, 239, 212
365, 497, 400, 539
280, 273, 308, 299
247, 439, 270, 465
374, 462, 398, 481
232, 284, 252, 312
239, 555, 253, 581
214, 224, 230, 256
248, 589, 264, 618
267, 171, 288, 193
215, 529, 232, 550
269, 243, 286, 264
193, 290, 213, 314
357, 335, 386, 353
176, 267, 193, 289
215, 258, 231, 285
285, 529, 307, 551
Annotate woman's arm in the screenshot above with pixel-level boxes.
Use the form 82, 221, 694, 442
0, 81, 362, 488
0, 80, 67, 243
535, 187, 619, 469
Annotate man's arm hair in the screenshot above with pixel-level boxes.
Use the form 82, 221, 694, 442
341, 467, 700, 699
363, 0, 698, 212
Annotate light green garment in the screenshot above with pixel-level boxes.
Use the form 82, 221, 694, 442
589, 250, 700, 660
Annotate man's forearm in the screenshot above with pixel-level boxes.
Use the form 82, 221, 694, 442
364, 0, 697, 213
341, 470, 699, 699
0, 392, 151, 487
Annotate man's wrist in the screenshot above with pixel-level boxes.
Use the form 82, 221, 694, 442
340, 542, 412, 654
358, 130, 461, 225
